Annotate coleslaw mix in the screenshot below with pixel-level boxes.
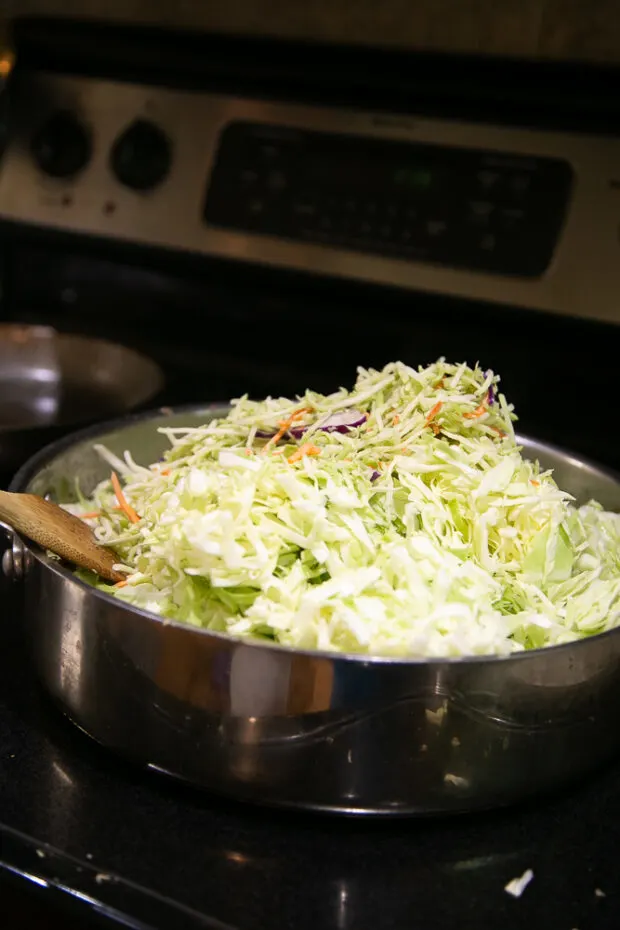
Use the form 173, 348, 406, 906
70, 360, 620, 658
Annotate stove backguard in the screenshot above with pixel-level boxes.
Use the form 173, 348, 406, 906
0, 41, 619, 472
1, 67, 620, 327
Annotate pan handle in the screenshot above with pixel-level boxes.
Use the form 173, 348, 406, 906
0, 521, 26, 582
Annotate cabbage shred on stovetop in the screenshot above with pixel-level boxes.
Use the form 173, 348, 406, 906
69, 360, 620, 658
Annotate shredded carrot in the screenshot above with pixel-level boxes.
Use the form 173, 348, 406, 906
530, 479, 540, 487
114, 579, 129, 588
287, 443, 321, 464
491, 426, 507, 437
263, 406, 313, 452
425, 401, 443, 425
431, 423, 441, 436
392, 414, 400, 425
433, 379, 445, 389
111, 471, 141, 524
160, 468, 170, 476
463, 404, 487, 420
81, 506, 125, 520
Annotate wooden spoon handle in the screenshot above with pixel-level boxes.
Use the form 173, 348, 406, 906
0, 490, 124, 584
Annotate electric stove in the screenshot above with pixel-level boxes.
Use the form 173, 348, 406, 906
2, 17, 620, 929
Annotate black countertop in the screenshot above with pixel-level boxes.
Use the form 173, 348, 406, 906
0, 580, 619, 930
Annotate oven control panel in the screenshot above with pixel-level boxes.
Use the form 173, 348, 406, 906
1, 71, 620, 324
204, 122, 572, 278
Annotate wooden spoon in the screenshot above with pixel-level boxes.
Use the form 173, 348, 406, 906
0, 489, 124, 583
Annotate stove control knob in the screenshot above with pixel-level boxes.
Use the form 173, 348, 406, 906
110, 119, 172, 192
31, 111, 92, 179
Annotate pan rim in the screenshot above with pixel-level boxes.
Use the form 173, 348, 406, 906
9, 401, 620, 670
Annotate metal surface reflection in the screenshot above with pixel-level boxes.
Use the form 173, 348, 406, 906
51, 759, 75, 788
0, 607, 613, 930
9, 406, 620, 815
335, 880, 350, 930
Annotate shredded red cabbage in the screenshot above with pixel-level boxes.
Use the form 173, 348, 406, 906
485, 370, 496, 406
318, 409, 368, 433
260, 409, 367, 441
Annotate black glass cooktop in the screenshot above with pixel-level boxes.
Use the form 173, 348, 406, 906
3, 250, 620, 929
0, 580, 619, 930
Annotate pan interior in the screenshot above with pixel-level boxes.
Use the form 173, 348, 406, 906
0, 325, 163, 433
23, 407, 620, 515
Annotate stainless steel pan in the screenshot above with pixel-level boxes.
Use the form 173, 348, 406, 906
4, 405, 620, 815
0, 324, 164, 479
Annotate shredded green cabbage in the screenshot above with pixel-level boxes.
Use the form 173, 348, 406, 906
70, 360, 620, 658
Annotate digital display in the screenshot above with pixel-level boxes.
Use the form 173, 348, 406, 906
392, 167, 434, 190
302, 153, 379, 189
302, 151, 437, 195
